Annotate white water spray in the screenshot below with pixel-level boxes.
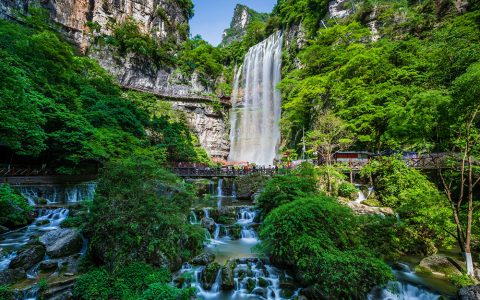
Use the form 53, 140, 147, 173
228, 31, 283, 165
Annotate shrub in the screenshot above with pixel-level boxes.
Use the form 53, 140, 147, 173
256, 164, 318, 217
60, 216, 83, 228
141, 283, 195, 300
0, 285, 13, 300
86, 154, 203, 270
260, 196, 392, 299
338, 182, 358, 199
0, 183, 33, 228
73, 263, 175, 300
448, 273, 476, 288
73, 268, 111, 300
361, 157, 456, 255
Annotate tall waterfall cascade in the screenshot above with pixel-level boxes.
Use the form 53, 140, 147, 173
228, 31, 283, 165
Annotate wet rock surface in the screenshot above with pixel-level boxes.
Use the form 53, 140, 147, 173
0, 268, 26, 285
9, 244, 45, 270
221, 259, 237, 291
191, 252, 215, 266
39, 228, 83, 258
459, 285, 480, 300
418, 255, 462, 275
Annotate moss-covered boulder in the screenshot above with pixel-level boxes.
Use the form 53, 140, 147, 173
417, 255, 462, 276
221, 259, 237, 291
202, 262, 221, 290
236, 174, 269, 200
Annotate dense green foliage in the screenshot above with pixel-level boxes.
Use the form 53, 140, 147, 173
73, 263, 193, 300
260, 190, 393, 298
104, 17, 177, 66
256, 164, 318, 216
0, 184, 33, 228
0, 18, 210, 173
362, 157, 456, 255
178, 35, 224, 86
221, 5, 270, 46
279, 1, 480, 153
0, 285, 13, 299
85, 154, 204, 271
273, 0, 330, 36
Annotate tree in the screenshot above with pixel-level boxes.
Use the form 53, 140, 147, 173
438, 62, 480, 275
86, 154, 204, 271
306, 111, 353, 193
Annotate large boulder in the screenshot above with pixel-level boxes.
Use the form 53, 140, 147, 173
221, 259, 237, 291
202, 262, 221, 290
39, 229, 83, 258
201, 217, 216, 233
459, 285, 480, 300
9, 245, 45, 270
191, 252, 215, 266
0, 268, 26, 285
39, 259, 59, 271
418, 255, 462, 276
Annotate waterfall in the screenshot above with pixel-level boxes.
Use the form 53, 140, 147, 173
190, 211, 200, 225
17, 182, 96, 205
210, 269, 222, 293
355, 190, 367, 203
0, 208, 69, 250
231, 181, 237, 198
228, 31, 283, 166
217, 179, 223, 197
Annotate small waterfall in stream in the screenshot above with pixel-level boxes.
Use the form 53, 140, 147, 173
177, 205, 300, 300
0, 208, 69, 251
228, 31, 283, 165
217, 179, 223, 197
16, 182, 96, 205
369, 281, 440, 300
231, 181, 237, 198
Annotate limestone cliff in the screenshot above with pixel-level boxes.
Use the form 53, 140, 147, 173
0, 0, 230, 160
0, 0, 190, 51
221, 4, 269, 46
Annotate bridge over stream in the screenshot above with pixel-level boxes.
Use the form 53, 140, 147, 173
0, 153, 453, 183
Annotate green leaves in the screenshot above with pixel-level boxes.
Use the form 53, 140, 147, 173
86, 155, 202, 271
0, 183, 33, 228
260, 193, 392, 299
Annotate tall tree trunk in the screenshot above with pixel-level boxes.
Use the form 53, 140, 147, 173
465, 155, 474, 275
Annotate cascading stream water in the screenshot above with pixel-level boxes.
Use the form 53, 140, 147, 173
228, 31, 283, 165
216, 179, 223, 197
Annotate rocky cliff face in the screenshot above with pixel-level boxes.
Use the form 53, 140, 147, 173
0, 0, 230, 160
171, 101, 230, 159
221, 4, 269, 46
0, 0, 189, 51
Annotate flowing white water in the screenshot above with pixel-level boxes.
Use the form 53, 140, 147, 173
228, 31, 283, 165
17, 182, 96, 205
217, 179, 223, 197
0, 208, 69, 250
231, 181, 237, 198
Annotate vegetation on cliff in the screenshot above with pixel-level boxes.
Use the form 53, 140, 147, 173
0, 16, 209, 173
0, 183, 33, 229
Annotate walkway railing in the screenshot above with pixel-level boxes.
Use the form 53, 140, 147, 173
171, 167, 280, 178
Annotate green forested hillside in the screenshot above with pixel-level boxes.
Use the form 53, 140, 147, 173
0, 14, 209, 173
275, 0, 480, 154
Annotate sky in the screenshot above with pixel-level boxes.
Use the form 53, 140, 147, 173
190, 0, 277, 46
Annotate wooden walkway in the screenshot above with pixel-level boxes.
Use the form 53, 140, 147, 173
171, 167, 279, 178
123, 85, 232, 107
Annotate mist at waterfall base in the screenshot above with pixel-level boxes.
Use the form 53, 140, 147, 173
228, 31, 283, 166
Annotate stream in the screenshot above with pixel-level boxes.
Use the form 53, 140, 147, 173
176, 179, 458, 300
